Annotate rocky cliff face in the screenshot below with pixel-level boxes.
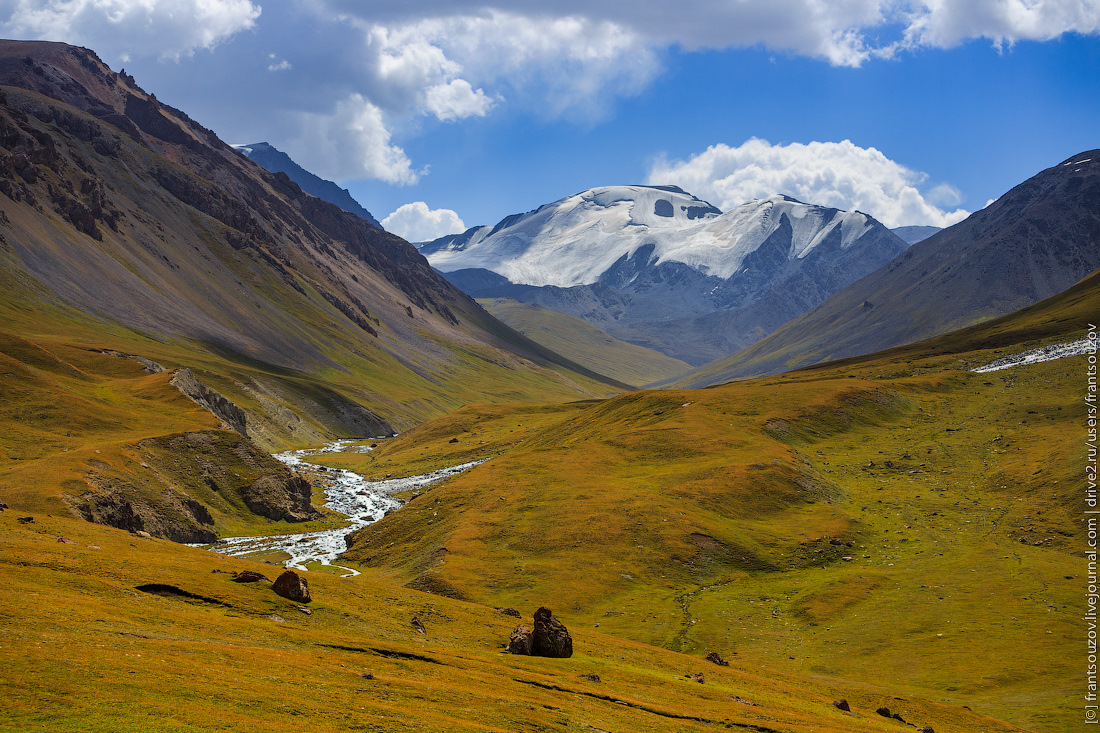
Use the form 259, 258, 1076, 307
71, 430, 321, 542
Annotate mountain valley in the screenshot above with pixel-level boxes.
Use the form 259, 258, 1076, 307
0, 36, 1089, 733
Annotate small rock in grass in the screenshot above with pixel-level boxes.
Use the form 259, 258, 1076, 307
57, 537, 78, 544
577, 673, 601, 682
687, 672, 705, 684
876, 707, 892, 718
269, 615, 285, 623
361, 672, 374, 680
705, 651, 729, 667
833, 699, 850, 711
917, 727, 935, 733
272, 570, 311, 603
133, 530, 152, 538
411, 617, 426, 634
496, 607, 522, 618
231, 570, 268, 583
296, 605, 312, 615
16, 516, 34, 524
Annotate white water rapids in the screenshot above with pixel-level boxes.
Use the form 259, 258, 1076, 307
203, 440, 481, 578
971, 335, 1094, 373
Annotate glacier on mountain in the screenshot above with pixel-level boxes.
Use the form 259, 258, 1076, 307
424, 185, 874, 287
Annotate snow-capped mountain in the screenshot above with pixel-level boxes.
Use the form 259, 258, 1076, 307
419, 185, 909, 366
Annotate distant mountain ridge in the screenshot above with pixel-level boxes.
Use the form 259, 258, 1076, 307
420, 185, 909, 365
233, 141, 381, 227
675, 149, 1100, 386
891, 225, 941, 245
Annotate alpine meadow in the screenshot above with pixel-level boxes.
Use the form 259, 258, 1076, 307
0, 3, 1098, 732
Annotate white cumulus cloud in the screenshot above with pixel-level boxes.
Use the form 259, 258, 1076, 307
382, 201, 466, 242
322, 1, 1100, 68
647, 138, 971, 228
291, 94, 422, 185
423, 78, 493, 121
336, 9, 661, 120
0, 0, 261, 61
903, 0, 1100, 50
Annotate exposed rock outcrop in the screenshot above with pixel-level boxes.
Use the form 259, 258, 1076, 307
170, 368, 248, 437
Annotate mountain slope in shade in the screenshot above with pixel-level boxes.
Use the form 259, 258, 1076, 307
0, 40, 624, 441
232, 141, 381, 227
477, 297, 692, 387
421, 186, 909, 365
673, 149, 1100, 387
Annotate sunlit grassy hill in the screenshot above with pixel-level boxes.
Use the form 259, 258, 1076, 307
0, 507, 1024, 732
335, 268, 1100, 731
478, 297, 693, 387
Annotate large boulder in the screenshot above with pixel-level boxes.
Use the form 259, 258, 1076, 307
507, 624, 532, 655
272, 569, 311, 603
531, 607, 572, 658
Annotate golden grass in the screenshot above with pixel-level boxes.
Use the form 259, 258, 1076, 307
340, 332, 1086, 731
0, 511, 1017, 732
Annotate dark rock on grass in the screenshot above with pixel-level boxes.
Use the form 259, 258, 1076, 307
687, 672, 705, 684
272, 569, 311, 603
231, 570, 268, 583
833, 699, 850, 711
705, 651, 729, 667
496, 607, 522, 618
411, 617, 426, 634
361, 672, 374, 680
577, 673, 601, 682
57, 537, 78, 544
507, 624, 533, 655
875, 706, 906, 723
532, 606, 573, 658
16, 516, 33, 523
918, 728, 935, 733
0, 501, 8, 510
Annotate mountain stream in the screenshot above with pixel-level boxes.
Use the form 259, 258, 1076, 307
203, 440, 481, 577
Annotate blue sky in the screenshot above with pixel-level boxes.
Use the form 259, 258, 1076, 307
2, 1, 1097, 241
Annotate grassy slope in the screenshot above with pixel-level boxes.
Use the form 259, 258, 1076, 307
0, 512, 1018, 733
478, 297, 693, 387
333, 273, 1099, 732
